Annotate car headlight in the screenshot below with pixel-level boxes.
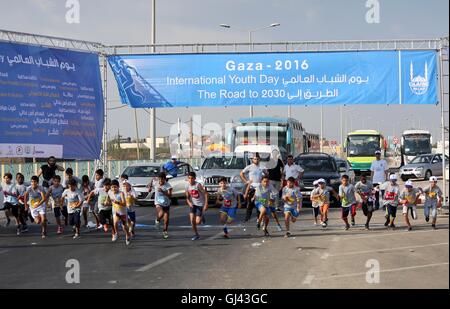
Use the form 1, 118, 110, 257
329, 178, 341, 185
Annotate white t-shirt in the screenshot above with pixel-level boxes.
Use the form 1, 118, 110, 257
284, 163, 304, 180
242, 164, 266, 188
61, 189, 84, 214
370, 159, 388, 184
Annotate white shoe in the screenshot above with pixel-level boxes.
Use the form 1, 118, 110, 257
155, 219, 160, 229
73, 234, 80, 239
276, 224, 282, 232
96, 224, 103, 230
112, 234, 118, 242
126, 237, 131, 246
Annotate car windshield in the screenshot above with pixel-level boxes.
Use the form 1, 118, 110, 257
201, 156, 248, 170
403, 136, 431, 155
409, 156, 432, 164
123, 166, 160, 177
347, 135, 380, 157
296, 158, 336, 172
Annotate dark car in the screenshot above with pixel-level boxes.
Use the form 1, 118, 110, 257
294, 152, 341, 206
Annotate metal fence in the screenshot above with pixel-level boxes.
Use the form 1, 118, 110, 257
0, 158, 203, 181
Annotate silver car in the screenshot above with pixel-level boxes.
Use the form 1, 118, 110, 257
120, 162, 194, 206
335, 158, 356, 183
399, 153, 449, 181
196, 154, 249, 202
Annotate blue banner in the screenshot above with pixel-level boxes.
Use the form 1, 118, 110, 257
0, 41, 104, 160
108, 50, 438, 108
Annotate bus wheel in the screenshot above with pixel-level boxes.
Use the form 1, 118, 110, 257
424, 170, 432, 181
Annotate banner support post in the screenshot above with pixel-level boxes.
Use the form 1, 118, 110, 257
439, 41, 448, 212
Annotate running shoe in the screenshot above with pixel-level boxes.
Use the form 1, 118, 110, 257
364, 224, 370, 230
256, 222, 261, 230
112, 234, 118, 242
322, 222, 327, 228
276, 224, 282, 232
96, 224, 103, 230
406, 226, 412, 231
41, 233, 46, 239
126, 237, 131, 246
191, 235, 200, 241
344, 224, 350, 230
155, 219, 160, 229
57, 226, 63, 235
73, 234, 80, 239
163, 231, 169, 239
425, 216, 430, 223
5, 218, 11, 227
223, 233, 229, 239
16, 227, 21, 236
285, 231, 291, 238
264, 229, 270, 237
384, 219, 390, 227
351, 217, 355, 226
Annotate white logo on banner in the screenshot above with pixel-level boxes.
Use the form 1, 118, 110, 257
409, 61, 429, 95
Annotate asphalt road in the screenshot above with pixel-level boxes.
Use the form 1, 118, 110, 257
0, 179, 448, 289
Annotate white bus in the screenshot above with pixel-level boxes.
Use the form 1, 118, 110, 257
401, 130, 432, 166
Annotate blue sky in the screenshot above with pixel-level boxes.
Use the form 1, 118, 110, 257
0, 0, 448, 143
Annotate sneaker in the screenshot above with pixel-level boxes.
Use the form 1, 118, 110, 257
276, 224, 283, 232
425, 216, 430, 223
16, 228, 21, 236
57, 226, 63, 235
5, 218, 11, 227
112, 234, 118, 242
264, 229, 270, 237
223, 233, 229, 239
364, 224, 370, 230
126, 237, 131, 246
41, 233, 46, 239
191, 235, 200, 241
406, 226, 412, 231
163, 231, 169, 239
155, 219, 160, 229
73, 233, 80, 239
314, 222, 318, 226
384, 219, 390, 227
345, 224, 350, 230
96, 224, 103, 230
285, 231, 292, 238
256, 222, 261, 230
322, 222, 327, 228
351, 218, 356, 226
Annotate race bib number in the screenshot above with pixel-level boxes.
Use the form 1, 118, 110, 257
69, 201, 78, 209
190, 189, 200, 199
126, 196, 133, 207
428, 191, 437, 198
224, 199, 232, 207
385, 191, 397, 201
30, 198, 41, 209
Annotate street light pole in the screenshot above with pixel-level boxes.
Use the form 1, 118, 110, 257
149, 0, 156, 161
220, 23, 280, 118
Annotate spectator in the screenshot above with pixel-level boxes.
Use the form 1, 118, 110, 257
163, 155, 180, 178
37, 156, 64, 188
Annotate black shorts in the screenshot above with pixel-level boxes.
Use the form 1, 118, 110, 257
341, 207, 352, 218
62, 206, 68, 218
2, 202, 14, 211
362, 201, 374, 216
98, 209, 113, 225
386, 204, 398, 218
190, 205, 203, 217
69, 211, 81, 227
54, 207, 62, 218
312, 207, 320, 217
127, 210, 136, 222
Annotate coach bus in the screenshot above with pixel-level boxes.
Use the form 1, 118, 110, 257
227, 117, 309, 160
400, 129, 432, 166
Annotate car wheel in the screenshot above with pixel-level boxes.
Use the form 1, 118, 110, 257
424, 170, 432, 181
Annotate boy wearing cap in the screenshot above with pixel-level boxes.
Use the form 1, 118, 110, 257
311, 179, 336, 228
399, 180, 421, 231
422, 176, 443, 229
355, 175, 375, 230
383, 174, 400, 229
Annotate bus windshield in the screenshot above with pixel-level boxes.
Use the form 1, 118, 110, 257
235, 125, 287, 154
403, 135, 431, 156
347, 135, 381, 157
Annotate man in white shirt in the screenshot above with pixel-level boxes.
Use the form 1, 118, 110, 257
370, 150, 389, 210
283, 154, 304, 186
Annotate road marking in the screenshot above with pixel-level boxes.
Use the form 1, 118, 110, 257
206, 229, 232, 241
312, 262, 449, 281
323, 243, 448, 259
335, 228, 448, 241
302, 274, 315, 285
135, 252, 182, 272
0, 249, 9, 255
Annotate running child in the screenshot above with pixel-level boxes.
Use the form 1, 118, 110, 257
109, 179, 131, 245
152, 172, 173, 239
311, 179, 336, 228
122, 179, 137, 238
383, 174, 400, 229
45, 175, 65, 235
310, 180, 321, 225
15, 173, 29, 233
61, 179, 84, 239
87, 178, 114, 236
282, 177, 302, 237
422, 176, 443, 229
91, 169, 105, 229
268, 189, 283, 232
185, 172, 208, 241
62, 168, 81, 189
216, 177, 241, 238
24, 176, 47, 238
355, 175, 375, 230
81, 175, 94, 228
1, 173, 21, 235
253, 175, 276, 237
339, 175, 357, 230
399, 180, 420, 231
